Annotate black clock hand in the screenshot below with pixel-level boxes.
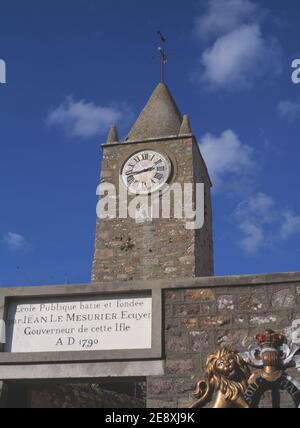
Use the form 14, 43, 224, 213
134, 167, 155, 175
126, 167, 155, 176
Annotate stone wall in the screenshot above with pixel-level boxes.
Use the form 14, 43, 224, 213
147, 281, 300, 408
4, 383, 145, 408
92, 137, 213, 283
1, 274, 299, 408
193, 142, 214, 277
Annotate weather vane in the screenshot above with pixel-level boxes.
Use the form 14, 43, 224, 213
157, 31, 167, 83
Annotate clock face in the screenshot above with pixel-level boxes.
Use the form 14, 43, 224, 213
121, 150, 172, 194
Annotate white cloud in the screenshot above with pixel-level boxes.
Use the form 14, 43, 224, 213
201, 24, 281, 90
195, 0, 260, 42
192, 0, 282, 90
2, 233, 28, 252
233, 194, 300, 255
199, 129, 255, 189
47, 97, 133, 139
278, 99, 300, 121
235, 192, 276, 223
238, 222, 264, 255
234, 193, 277, 255
281, 212, 300, 239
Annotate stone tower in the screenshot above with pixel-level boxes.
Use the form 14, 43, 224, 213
92, 82, 214, 282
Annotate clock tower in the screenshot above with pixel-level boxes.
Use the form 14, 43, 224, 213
92, 82, 214, 282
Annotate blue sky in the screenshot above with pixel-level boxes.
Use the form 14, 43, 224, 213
0, 0, 300, 287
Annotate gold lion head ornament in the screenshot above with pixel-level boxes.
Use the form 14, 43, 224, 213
190, 348, 251, 409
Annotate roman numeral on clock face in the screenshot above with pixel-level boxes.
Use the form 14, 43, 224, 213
154, 173, 163, 181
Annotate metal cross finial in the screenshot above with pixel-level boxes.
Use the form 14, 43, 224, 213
157, 31, 167, 83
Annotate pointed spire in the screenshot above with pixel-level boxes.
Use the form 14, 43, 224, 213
126, 83, 182, 141
106, 125, 120, 144
179, 115, 193, 136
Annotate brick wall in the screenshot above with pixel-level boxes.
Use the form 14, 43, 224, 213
147, 281, 300, 408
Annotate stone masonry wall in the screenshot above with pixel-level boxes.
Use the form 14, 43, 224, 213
147, 282, 300, 408
2, 384, 145, 408
193, 143, 214, 277
92, 137, 213, 282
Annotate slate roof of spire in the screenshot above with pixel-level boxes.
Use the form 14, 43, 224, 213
126, 82, 183, 141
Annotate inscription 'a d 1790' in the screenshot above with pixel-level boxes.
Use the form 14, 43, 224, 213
5, 294, 152, 353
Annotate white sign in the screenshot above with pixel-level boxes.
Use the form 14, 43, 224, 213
5, 294, 152, 353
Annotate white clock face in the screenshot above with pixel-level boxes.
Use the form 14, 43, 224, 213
121, 150, 171, 194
